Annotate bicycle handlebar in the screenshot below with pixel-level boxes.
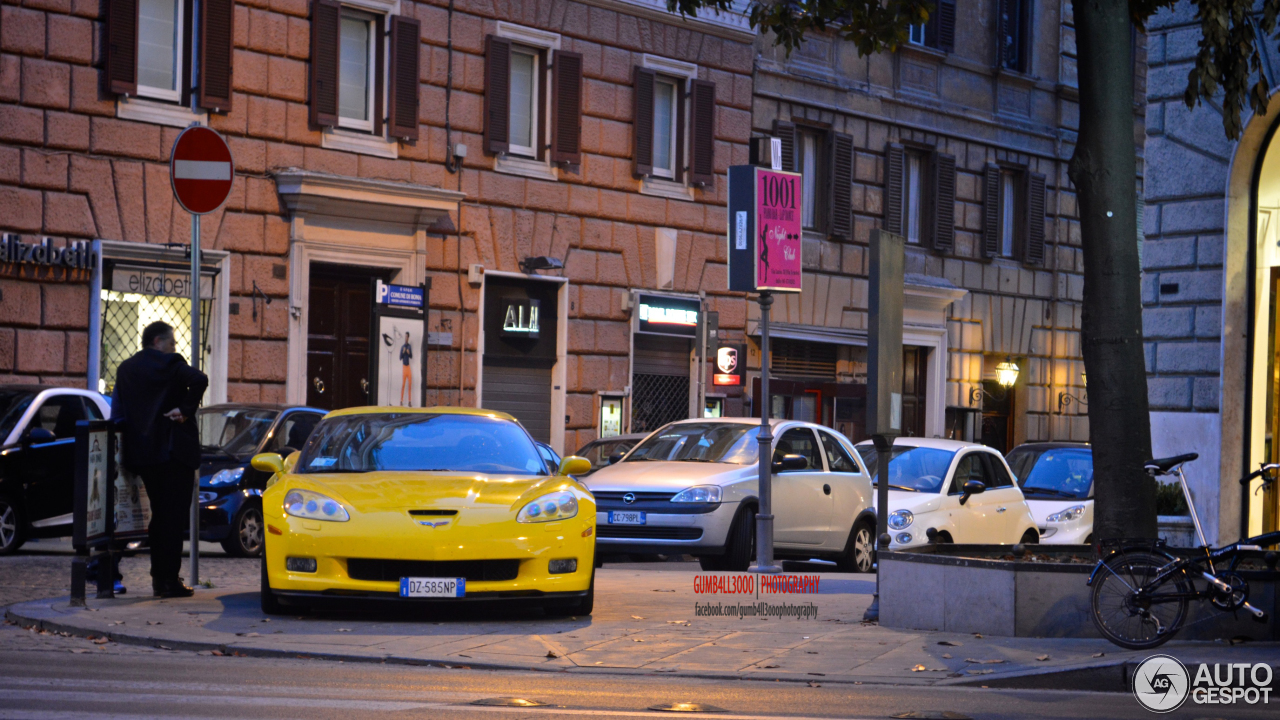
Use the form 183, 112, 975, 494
1241, 463, 1279, 487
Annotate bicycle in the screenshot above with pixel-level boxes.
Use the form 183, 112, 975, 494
1087, 453, 1280, 649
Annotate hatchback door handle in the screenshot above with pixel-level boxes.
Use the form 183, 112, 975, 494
823, 484, 831, 495
996, 507, 1007, 513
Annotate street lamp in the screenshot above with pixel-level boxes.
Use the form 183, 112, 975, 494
995, 357, 1020, 388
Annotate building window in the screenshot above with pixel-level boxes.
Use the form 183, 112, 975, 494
137, 0, 183, 101
507, 48, 539, 157
908, 24, 927, 45
652, 77, 679, 179
999, 0, 1030, 72
903, 151, 925, 244
338, 11, 376, 131
797, 129, 824, 230
999, 170, 1018, 257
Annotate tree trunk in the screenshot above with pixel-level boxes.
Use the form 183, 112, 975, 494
1069, 0, 1156, 541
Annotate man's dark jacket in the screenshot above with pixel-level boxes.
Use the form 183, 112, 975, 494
112, 348, 209, 472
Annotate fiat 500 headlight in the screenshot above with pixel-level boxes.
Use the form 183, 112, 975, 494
209, 467, 244, 486
518, 491, 578, 523
283, 489, 349, 522
1045, 504, 1086, 523
671, 485, 722, 503
888, 509, 914, 530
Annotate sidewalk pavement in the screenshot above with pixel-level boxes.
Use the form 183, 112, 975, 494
7, 563, 1278, 690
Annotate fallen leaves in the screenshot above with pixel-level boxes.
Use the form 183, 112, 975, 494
1036, 655, 1050, 662
146, 621, 162, 626
336, 628, 352, 633
937, 641, 962, 647
545, 651, 558, 658
631, 615, 645, 620
941, 654, 952, 659
910, 664, 927, 672
964, 659, 1006, 664
235, 632, 260, 638
1092, 652, 1105, 658
966, 669, 994, 675
92, 637, 109, 645
808, 681, 822, 688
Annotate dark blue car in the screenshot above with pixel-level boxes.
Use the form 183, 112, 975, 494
196, 404, 324, 557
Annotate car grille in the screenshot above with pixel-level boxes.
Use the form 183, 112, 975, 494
345, 559, 520, 582
592, 491, 675, 502
598, 526, 703, 540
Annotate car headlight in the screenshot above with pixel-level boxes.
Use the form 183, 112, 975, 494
671, 485, 722, 503
888, 509, 914, 530
517, 491, 578, 523
1045, 505, 1086, 523
283, 489, 350, 522
209, 467, 244, 486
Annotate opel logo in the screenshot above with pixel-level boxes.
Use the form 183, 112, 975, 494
623, 493, 636, 504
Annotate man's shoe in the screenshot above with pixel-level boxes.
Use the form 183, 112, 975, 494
159, 583, 195, 598
114, 581, 127, 595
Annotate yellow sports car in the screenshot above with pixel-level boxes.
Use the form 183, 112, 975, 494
251, 407, 595, 615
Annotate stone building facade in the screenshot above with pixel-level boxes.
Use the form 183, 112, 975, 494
1142, 2, 1280, 542
744, 0, 1117, 454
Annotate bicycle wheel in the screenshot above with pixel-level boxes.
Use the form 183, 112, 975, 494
1090, 550, 1191, 650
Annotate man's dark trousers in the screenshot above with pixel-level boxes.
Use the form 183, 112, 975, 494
139, 461, 193, 587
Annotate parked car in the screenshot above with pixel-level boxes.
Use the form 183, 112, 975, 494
1005, 442, 1094, 544
0, 385, 111, 554
575, 434, 647, 476
255, 407, 596, 615
584, 418, 876, 572
197, 404, 325, 557
854, 438, 1040, 550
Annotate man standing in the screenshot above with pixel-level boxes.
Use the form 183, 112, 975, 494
112, 321, 208, 598
399, 331, 413, 406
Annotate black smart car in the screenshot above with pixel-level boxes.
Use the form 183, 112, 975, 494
196, 404, 324, 557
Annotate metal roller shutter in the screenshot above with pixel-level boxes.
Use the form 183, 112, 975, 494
631, 336, 691, 433
483, 362, 552, 443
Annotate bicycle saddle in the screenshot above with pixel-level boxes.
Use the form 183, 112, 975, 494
1145, 453, 1198, 474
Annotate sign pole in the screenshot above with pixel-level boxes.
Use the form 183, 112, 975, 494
750, 291, 781, 574
188, 211, 200, 588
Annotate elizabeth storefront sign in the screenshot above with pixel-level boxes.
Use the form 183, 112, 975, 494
0, 234, 97, 280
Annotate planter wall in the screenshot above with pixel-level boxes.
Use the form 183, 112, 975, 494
879, 545, 1279, 640
1158, 515, 1197, 547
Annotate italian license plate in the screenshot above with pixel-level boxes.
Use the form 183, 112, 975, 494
399, 577, 465, 598
608, 511, 646, 525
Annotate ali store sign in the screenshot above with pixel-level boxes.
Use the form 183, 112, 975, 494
501, 298, 541, 339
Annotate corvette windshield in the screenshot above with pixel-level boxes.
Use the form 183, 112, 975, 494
625, 423, 759, 465
297, 413, 547, 475
855, 445, 956, 493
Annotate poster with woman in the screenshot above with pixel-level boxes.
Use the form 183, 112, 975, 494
376, 315, 424, 407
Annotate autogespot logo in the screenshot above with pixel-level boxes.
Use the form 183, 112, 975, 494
1133, 655, 1190, 713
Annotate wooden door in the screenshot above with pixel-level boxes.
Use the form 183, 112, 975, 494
307, 266, 378, 411
901, 347, 928, 437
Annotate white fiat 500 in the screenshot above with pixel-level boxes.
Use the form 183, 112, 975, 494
584, 418, 876, 572
853, 438, 1040, 549
1005, 442, 1094, 544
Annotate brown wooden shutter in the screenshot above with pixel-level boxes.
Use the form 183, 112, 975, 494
484, 35, 511, 154
688, 80, 716, 187
372, 15, 384, 138
773, 120, 796, 172
884, 144, 905, 235
106, 0, 139, 96
936, 0, 957, 53
982, 164, 1002, 257
1023, 171, 1047, 264
387, 15, 420, 141
550, 50, 583, 165
309, 0, 340, 127
197, 0, 234, 111
828, 132, 854, 241
931, 152, 957, 253
632, 66, 655, 177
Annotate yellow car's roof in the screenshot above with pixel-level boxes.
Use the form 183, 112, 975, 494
323, 406, 518, 422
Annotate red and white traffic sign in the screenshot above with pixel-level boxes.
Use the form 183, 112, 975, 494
170, 126, 234, 215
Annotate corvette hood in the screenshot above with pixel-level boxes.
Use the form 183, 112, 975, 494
582, 461, 751, 491
289, 472, 576, 514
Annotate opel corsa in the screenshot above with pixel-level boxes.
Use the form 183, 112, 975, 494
254, 408, 596, 615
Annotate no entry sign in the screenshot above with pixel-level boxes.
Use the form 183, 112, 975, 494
169, 126, 234, 215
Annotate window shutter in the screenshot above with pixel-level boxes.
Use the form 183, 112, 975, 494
997, 0, 1014, 68
1023, 171, 1047, 265
936, 0, 957, 53
484, 35, 511, 154
632, 66, 655, 177
106, 0, 139, 96
309, 0, 340, 128
551, 50, 583, 165
828, 132, 854, 241
773, 120, 796, 172
387, 15, 420, 141
884, 144, 905, 235
688, 80, 716, 187
371, 15, 385, 138
931, 152, 956, 253
197, 0, 234, 111
982, 164, 1002, 257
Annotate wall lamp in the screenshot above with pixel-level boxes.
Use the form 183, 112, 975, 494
520, 256, 564, 274
1057, 371, 1088, 414
968, 357, 1020, 407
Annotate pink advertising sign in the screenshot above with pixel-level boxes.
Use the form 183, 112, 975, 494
754, 168, 803, 292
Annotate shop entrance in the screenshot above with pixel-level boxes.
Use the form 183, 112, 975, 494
306, 264, 386, 411
481, 276, 559, 443
631, 334, 692, 433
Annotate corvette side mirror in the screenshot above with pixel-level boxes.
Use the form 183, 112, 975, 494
959, 480, 986, 505
559, 456, 592, 477
251, 453, 284, 475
